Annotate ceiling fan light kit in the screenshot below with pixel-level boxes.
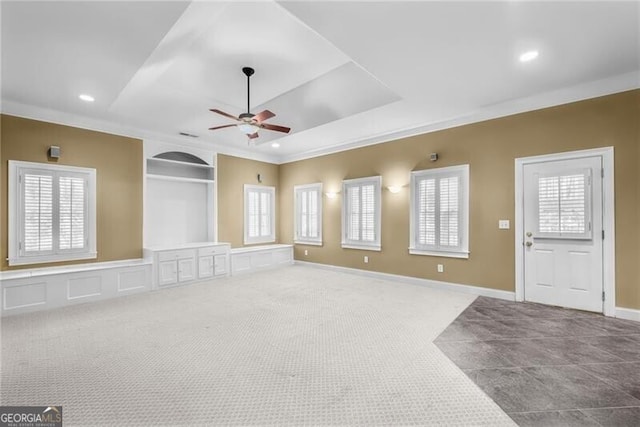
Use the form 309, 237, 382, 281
209, 66, 291, 142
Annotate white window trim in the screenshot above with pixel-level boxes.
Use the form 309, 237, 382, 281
341, 176, 382, 251
243, 184, 276, 245
293, 183, 323, 246
409, 164, 470, 259
8, 160, 97, 266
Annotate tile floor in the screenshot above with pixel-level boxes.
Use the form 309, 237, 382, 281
435, 296, 640, 426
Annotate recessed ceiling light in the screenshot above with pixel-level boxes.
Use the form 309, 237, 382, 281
78, 94, 95, 102
519, 50, 539, 63
271, 142, 280, 148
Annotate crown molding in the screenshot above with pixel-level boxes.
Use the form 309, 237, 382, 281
3, 71, 638, 166
0, 100, 281, 164
277, 71, 640, 164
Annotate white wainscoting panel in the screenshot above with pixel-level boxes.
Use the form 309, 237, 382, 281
1, 259, 152, 316
118, 268, 149, 292
231, 244, 293, 276
4, 282, 47, 311
68, 276, 102, 300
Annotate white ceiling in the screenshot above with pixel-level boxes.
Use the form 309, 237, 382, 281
2, 1, 639, 164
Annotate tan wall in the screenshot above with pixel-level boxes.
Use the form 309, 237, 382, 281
279, 90, 640, 310
1, 115, 143, 270
217, 154, 280, 248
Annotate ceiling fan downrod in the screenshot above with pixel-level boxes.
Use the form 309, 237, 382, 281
242, 67, 255, 116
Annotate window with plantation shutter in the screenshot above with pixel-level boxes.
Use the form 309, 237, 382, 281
8, 161, 97, 266
535, 169, 592, 239
244, 185, 275, 244
410, 165, 469, 258
341, 176, 381, 251
294, 183, 322, 245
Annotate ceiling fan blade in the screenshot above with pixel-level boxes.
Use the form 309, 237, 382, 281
260, 123, 291, 133
208, 124, 237, 130
248, 132, 259, 139
209, 109, 240, 121
252, 110, 275, 123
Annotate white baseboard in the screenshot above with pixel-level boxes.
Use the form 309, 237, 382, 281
616, 307, 640, 322
295, 261, 515, 301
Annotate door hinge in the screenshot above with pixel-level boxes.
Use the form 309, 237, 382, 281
601, 168, 604, 178
602, 291, 605, 302
19, 241, 22, 250
602, 230, 605, 240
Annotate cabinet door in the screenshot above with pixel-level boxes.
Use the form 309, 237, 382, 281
158, 260, 178, 286
198, 255, 214, 279
178, 258, 196, 282
214, 255, 227, 276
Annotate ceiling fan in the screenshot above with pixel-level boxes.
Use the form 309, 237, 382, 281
209, 67, 291, 140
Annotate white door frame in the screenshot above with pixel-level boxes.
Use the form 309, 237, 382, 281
514, 147, 615, 316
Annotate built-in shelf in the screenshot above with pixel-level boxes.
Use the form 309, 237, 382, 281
146, 173, 214, 185
147, 156, 214, 181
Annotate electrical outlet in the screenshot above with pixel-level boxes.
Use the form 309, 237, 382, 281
437, 264, 444, 273
304, 249, 308, 256
364, 256, 369, 263
499, 220, 510, 229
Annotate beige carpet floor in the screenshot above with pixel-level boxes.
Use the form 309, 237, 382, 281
1, 265, 514, 426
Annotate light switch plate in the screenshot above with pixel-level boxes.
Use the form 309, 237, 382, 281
499, 220, 510, 229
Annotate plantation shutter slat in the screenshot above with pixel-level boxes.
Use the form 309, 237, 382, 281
23, 173, 54, 252
248, 191, 260, 238
361, 184, 375, 242
415, 174, 461, 250
260, 192, 271, 237
538, 172, 588, 236
439, 176, 459, 247
418, 178, 436, 246
294, 185, 322, 243
300, 191, 308, 238
59, 176, 86, 250
308, 190, 318, 238
246, 187, 274, 241
348, 186, 361, 241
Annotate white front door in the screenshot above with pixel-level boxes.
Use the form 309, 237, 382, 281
523, 156, 603, 312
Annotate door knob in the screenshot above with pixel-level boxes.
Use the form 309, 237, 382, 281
526, 232, 533, 237
525, 241, 533, 247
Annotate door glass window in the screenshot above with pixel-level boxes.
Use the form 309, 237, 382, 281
536, 169, 591, 239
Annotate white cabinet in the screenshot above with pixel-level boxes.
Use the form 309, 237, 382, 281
178, 258, 196, 282
214, 255, 227, 276
159, 260, 178, 286
198, 255, 214, 279
197, 246, 229, 279
144, 243, 230, 289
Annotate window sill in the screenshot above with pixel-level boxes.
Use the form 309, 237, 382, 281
8, 251, 98, 267
294, 240, 323, 247
243, 237, 276, 246
341, 243, 382, 252
408, 248, 469, 259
